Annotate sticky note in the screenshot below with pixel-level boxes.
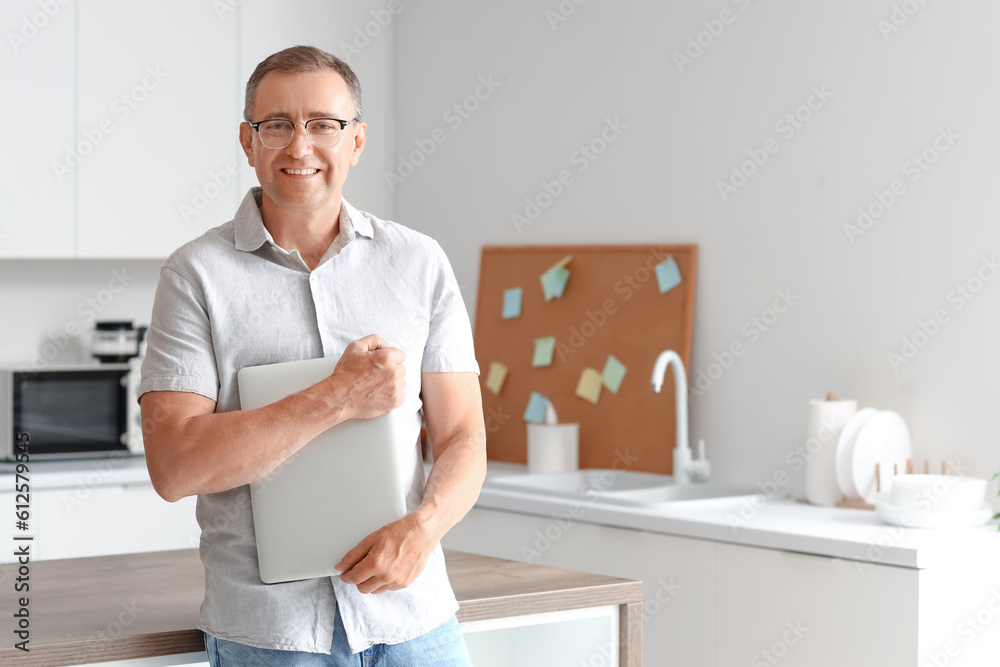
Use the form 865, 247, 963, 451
524, 392, 550, 423
502, 288, 522, 319
554, 254, 573, 270
575, 368, 603, 405
485, 361, 508, 395
655, 256, 682, 294
602, 355, 627, 393
532, 336, 556, 367
540, 266, 571, 301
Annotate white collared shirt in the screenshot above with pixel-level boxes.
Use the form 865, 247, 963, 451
139, 188, 479, 653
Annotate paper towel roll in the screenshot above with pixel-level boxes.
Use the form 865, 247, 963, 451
527, 423, 579, 474
803, 396, 857, 506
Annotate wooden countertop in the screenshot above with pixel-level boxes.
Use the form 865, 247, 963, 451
0, 549, 642, 666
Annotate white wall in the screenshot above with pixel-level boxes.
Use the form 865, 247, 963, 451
391, 1, 1000, 491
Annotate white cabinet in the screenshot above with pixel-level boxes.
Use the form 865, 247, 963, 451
2, 1, 393, 259
714, 542, 918, 667
0, 0, 76, 257
0, 482, 199, 563
444, 507, 716, 666
76, 0, 239, 258
446, 506, 972, 667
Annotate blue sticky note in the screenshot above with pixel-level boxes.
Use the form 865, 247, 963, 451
524, 392, 550, 423
540, 266, 571, 301
532, 336, 556, 367
655, 256, 682, 294
602, 355, 627, 394
502, 287, 523, 319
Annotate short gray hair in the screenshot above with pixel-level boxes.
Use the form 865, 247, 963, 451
244, 45, 363, 122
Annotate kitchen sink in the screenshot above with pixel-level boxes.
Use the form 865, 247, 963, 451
599, 483, 760, 505
488, 469, 672, 497
488, 470, 760, 505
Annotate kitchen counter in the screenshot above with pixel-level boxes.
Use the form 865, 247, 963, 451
476, 462, 1000, 570
0, 548, 642, 667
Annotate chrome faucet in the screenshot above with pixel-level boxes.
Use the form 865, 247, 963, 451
651, 350, 710, 484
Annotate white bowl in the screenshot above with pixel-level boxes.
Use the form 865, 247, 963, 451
890, 474, 987, 512
876, 492, 994, 529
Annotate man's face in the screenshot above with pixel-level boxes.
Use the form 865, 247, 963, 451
239, 70, 366, 219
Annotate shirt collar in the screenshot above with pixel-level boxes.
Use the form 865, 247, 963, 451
233, 187, 373, 254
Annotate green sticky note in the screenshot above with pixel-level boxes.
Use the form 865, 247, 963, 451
655, 256, 682, 294
502, 288, 522, 319
540, 266, 571, 301
602, 355, 627, 394
532, 336, 556, 367
575, 368, 603, 405
524, 392, 550, 423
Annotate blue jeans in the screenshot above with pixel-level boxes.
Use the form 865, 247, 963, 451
204, 607, 472, 667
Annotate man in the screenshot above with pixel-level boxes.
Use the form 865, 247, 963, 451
139, 45, 485, 665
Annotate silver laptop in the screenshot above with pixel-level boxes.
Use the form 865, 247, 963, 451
237, 356, 408, 584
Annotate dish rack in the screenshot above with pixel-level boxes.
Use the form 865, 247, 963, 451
835, 459, 950, 510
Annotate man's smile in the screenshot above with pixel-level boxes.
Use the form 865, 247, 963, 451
282, 168, 319, 176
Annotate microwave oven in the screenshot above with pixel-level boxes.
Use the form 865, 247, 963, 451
0, 364, 144, 461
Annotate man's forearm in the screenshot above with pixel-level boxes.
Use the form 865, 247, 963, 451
410, 430, 487, 544
144, 380, 348, 501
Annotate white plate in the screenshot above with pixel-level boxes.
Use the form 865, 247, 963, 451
835, 408, 879, 499
852, 411, 911, 504
875, 492, 995, 529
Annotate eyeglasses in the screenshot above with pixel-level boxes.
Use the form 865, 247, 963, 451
248, 117, 356, 149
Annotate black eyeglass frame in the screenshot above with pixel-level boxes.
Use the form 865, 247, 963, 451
247, 117, 358, 147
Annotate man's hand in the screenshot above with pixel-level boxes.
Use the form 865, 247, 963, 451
335, 514, 435, 594
328, 334, 406, 420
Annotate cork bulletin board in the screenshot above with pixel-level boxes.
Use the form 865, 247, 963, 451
474, 245, 698, 475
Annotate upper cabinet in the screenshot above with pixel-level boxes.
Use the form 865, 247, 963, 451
0, 0, 77, 257
76, 0, 239, 258
1, 0, 391, 259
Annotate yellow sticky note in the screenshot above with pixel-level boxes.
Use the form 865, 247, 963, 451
485, 362, 508, 395
554, 254, 573, 270
575, 368, 603, 405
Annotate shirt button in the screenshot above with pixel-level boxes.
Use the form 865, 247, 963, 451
309, 273, 318, 283
319, 323, 329, 333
